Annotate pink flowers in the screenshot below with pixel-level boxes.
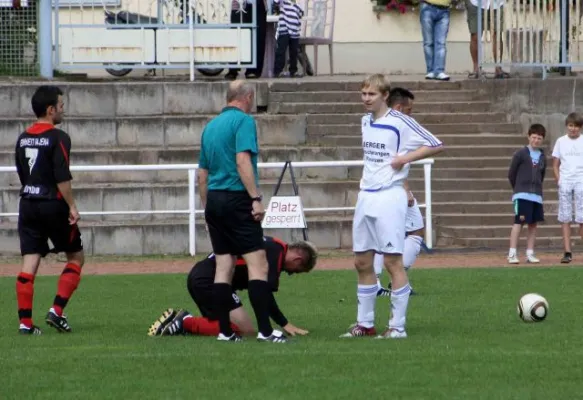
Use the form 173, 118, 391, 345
385, 0, 409, 13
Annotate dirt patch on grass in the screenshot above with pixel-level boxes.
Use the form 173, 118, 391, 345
0, 250, 576, 277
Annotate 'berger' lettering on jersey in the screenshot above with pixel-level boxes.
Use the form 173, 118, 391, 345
360, 109, 442, 191
19, 137, 50, 147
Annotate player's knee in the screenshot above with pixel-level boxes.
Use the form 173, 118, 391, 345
383, 254, 404, 273
66, 251, 85, 268
244, 250, 269, 280
354, 253, 374, 273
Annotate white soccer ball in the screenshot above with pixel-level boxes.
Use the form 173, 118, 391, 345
517, 293, 549, 322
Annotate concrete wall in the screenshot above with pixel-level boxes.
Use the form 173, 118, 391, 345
472, 78, 583, 147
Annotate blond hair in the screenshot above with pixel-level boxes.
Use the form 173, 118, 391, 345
289, 240, 318, 271
361, 74, 391, 95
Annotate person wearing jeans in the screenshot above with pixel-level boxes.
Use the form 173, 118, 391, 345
420, 0, 451, 81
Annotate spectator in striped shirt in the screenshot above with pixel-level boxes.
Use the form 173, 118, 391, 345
273, 0, 304, 78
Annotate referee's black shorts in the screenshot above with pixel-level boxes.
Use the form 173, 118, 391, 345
204, 190, 265, 256
18, 199, 83, 257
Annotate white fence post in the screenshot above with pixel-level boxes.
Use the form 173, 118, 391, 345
423, 162, 433, 249
188, 168, 197, 256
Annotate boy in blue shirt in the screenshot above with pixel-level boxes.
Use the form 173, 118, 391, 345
507, 124, 547, 264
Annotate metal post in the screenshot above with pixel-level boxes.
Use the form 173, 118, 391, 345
477, 0, 482, 75
423, 163, 433, 249
38, 0, 54, 79
188, 168, 197, 256
189, 0, 195, 81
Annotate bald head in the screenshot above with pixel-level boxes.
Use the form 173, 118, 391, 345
227, 80, 255, 102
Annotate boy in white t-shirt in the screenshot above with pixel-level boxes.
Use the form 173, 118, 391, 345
552, 112, 583, 263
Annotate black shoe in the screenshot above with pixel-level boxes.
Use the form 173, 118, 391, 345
161, 309, 190, 336
376, 287, 391, 297
217, 332, 243, 342
561, 253, 572, 263
257, 329, 287, 343
19, 324, 42, 335
148, 308, 178, 337
45, 308, 71, 333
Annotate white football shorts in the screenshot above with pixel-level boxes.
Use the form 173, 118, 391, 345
352, 186, 407, 255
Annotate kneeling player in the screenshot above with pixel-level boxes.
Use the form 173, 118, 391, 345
148, 237, 317, 338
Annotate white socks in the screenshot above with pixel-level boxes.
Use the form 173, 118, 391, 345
526, 249, 534, 257
357, 284, 377, 328
508, 247, 517, 257
403, 235, 422, 271
388, 283, 412, 330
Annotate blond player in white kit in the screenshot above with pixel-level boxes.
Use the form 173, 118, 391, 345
340, 75, 443, 339
374, 88, 425, 297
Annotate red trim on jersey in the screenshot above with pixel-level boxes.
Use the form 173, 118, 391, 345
25, 122, 54, 135
235, 258, 246, 266
271, 237, 288, 273
59, 141, 69, 165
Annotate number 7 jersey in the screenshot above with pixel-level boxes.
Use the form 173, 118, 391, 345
14, 122, 73, 200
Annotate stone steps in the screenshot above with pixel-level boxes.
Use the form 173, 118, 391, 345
310, 133, 529, 146
271, 101, 492, 114
306, 112, 508, 125
0, 115, 307, 149
269, 90, 488, 103
268, 80, 464, 92
441, 224, 578, 239
308, 122, 521, 135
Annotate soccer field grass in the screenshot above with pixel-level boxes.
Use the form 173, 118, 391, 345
1, 266, 581, 400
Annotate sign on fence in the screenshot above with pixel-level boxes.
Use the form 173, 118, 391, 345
262, 196, 307, 229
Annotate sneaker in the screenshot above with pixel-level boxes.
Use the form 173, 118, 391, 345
147, 308, 177, 336
561, 253, 572, 263
526, 254, 540, 263
435, 72, 451, 81
161, 309, 190, 336
217, 332, 243, 342
339, 324, 376, 338
376, 287, 391, 297
257, 329, 287, 343
507, 255, 520, 264
425, 72, 435, 80
19, 324, 42, 335
45, 308, 71, 333
376, 328, 407, 339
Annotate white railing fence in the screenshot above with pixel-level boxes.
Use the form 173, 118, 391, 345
0, 159, 434, 255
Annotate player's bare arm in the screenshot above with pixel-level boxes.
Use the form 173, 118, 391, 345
236, 151, 265, 221
391, 145, 444, 171
197, 168, 208, 208
553, 157, 561, 183
56, 180, 79, 225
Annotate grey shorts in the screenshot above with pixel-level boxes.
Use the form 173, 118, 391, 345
464, 0, 504, 35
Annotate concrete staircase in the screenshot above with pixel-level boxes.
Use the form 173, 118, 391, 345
0, 79, 563, 255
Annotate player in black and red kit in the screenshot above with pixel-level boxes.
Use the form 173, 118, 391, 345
147, 237, 318, 339
15, 85, 84, 335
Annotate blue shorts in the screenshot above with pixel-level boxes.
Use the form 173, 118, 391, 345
513, 199, 544, 225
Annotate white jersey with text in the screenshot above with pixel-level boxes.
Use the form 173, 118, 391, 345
359, 109, 442, 191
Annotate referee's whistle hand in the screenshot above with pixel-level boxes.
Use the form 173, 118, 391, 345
252, 201, 265, 221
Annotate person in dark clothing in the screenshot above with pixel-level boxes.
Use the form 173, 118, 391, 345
147, 236, 318, 338
225, 0, 267, 79
14, 85, 85, 335
507, 123, 547, 264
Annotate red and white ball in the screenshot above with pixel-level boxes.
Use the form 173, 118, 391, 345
517, 293, 549, 322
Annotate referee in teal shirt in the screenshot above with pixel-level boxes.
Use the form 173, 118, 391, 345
197, 80, 287, 344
